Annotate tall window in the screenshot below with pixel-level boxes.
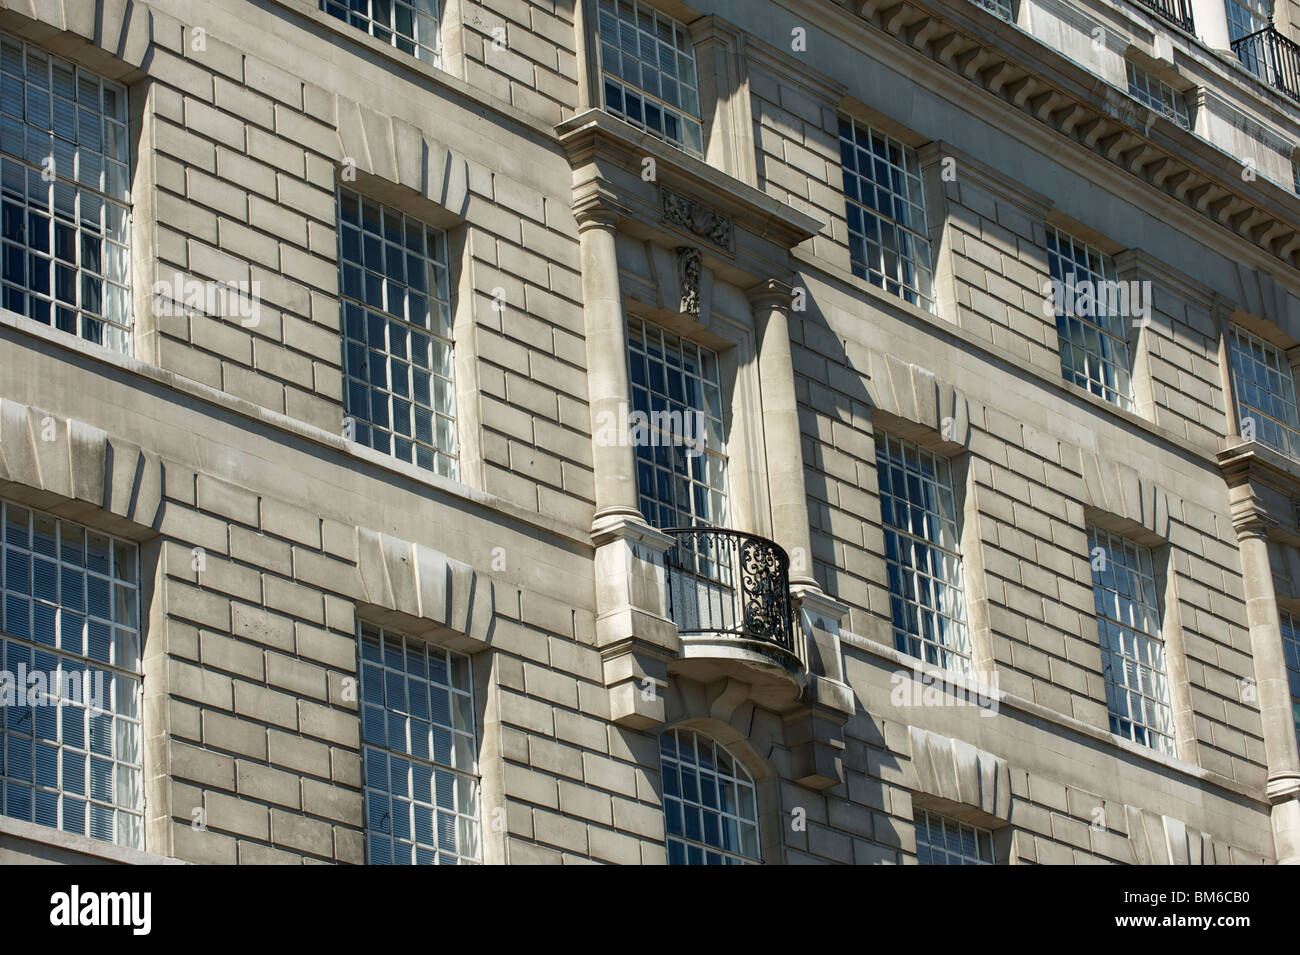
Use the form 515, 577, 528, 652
628, 317, 726, 531
358, 624, 480, 865
1225, 0, 1268, 42
1126, 62, 1191, 130
321, 0, 440, 65
1088, 527, 1174, 755
1047, 226, 1132, 410
1227, 325, 1300, 459
660, 728, 759, 865
839, 117, 934, 312
876, 433, 969, 673
337, 188, 457, 479
0, 35, 131, 352
595, 0, 703, 156
0, 503, 142, 849
916, 810, 994, 864
1279, 610, 1300, 748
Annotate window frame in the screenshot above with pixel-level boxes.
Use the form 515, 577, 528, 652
1125, 60, 1192, 131
1225, 0, 1270, 43
1279, 608, 1300, 750
591, 0, 706, 158
1046, 225, 1134, 411
357, 622, 482, 865
1087, 525, 1176, 756
659, 727, 761, 865
915, 808, 996, 865
319, 0, 442, 67
336, 185, 460, 480
1226, 323, 1300, 459
628, 314, 728, 534
838, 116, 936, 313
0, 32, 132, 354
875, 430, 971, 674
0, 501, 143, 850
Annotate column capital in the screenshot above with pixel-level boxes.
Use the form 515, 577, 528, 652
746, 278, 795, 313
573, 194, 624, 233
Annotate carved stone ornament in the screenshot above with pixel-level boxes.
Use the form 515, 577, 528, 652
662, 188, 733, 250
677, 247, 702, 316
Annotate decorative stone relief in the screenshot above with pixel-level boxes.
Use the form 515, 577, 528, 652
662, 188, 733, 250
677, 247, 702, 316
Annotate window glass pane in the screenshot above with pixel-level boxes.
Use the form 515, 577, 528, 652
357, 625, 480, 864
596, 0, 703, 156
1089, 526, 1175, 755
628, 317, 727, 534
839, 118, 934, 312
1125, 62, 1191, 130
1228, 325, 1300, 459
915, 809, 995, 864
1225, 0, 1268, 43
1046, 226, 1133, 410
660, 729, 759, 864
1279, 610, 1300, 750
338, 187, 457, 479
876, 432, 969, 673
320, 0, 441, 66
0, 34, 130, 353
0, 501, 141, 848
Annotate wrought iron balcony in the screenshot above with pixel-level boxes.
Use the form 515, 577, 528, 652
1232, 23, 1300, 101
1127, 0, 1195, 34
663, 527, 801, 665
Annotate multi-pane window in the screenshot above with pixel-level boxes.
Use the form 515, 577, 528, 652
915, 810, 994, 865
660, 728, 759, 865
1, 35, 131, 352
629, 317, 726, 532
876, 432, 969, 673
321, 0, 440, 66
1225, 0, 1268, 42
1088, 527, 1174, 755
1227, 0, 1272, 81
337, 188, 458, 479
970, 0, 1014, 21
0, 503, 142, 849
595, 0, 703, 156
359, 624, 479, 865
1126, 62, 1191, 130
839, 117, 934, 312
1279, 610, 1300, 748
1047, 226, 1132, 410
1228, 325, 1300, 459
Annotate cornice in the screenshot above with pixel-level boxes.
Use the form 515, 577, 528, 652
811, 0, 1300, 274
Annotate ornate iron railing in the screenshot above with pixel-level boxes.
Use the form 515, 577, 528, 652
1232, 24, 1300, 102
1128, 0, 1195, 34
663, 527, 799, 656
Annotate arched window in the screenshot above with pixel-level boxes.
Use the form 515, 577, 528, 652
660, 728, 760, 864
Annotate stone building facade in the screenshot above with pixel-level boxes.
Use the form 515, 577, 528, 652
0, 0, 1298, 865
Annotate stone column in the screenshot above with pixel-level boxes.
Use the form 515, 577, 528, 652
749, 279, 817, 590
576, 198, 677, 728
748, 280, 854, 779
577, 202, 643, 532
1190, 0, 1233, 51
1234, 519, 1300, 864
